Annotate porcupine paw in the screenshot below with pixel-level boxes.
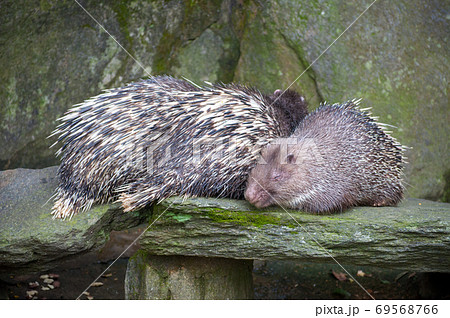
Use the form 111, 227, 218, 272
372, 198, 390, 207
52, 197, 77, 220
119, 193, 138, 212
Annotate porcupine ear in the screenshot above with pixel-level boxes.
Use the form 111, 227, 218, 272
287, 153, 296, 164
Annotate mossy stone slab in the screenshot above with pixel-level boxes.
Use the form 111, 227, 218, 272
139, 197, 450, 272
0, 166, 151, 273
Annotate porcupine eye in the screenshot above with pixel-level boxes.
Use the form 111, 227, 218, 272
271, 170, 282, 181
287, 154, 295, 164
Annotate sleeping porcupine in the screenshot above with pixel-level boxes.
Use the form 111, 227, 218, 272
244, 100, 405, 213
50, 75, 308, 219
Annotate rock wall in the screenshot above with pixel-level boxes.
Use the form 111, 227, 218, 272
0, 0, 448, 200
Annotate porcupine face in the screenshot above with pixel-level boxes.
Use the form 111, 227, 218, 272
245, 100, 406, 213
245, 141, 301, 208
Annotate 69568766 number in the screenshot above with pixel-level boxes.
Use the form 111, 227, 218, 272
375, 305, 438, 315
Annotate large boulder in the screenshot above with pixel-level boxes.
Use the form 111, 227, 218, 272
0, 0, 242, 170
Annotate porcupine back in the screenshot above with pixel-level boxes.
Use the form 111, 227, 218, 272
244, 100, 405, 213
50, 76, 308, 219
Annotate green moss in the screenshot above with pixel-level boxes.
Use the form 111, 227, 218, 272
204, 208, 282, 228
39, 0, 52, 11
166, 212, 193, 223
132, 249, 149, 272
111, 1, 133, 46
442, 169, 450, 203
153, 31, 179, 74
3, 77, 18, 123
94, 229, 108, 242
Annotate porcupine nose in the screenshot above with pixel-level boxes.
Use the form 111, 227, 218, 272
244, 185, 257, 204
245, 184, 266, 208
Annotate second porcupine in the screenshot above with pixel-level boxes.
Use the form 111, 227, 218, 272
51, 75, 308, 219
244, 100, 405, 213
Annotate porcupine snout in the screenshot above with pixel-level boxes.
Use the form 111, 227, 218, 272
244, 181, 272, 208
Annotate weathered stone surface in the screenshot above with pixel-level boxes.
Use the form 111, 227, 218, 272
125, 252, 253, 300
139, 197, 450, 272
0, 167, 151, 273
234, 1, 323, 106
172, 1, 241, 84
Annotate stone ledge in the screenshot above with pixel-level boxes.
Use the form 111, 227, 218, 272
139, 197, 450, 272
1, 167, 449, 274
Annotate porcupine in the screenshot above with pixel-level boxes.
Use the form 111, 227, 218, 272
50, 75, 308, 219
244, 100, 405, 213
